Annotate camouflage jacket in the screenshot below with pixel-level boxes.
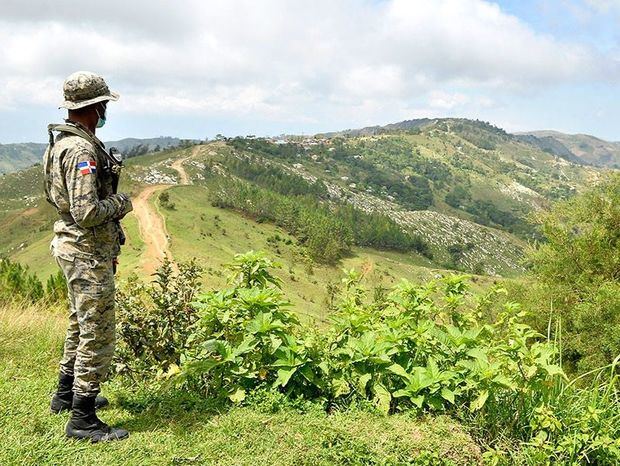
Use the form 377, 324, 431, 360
43, 121, 132, 261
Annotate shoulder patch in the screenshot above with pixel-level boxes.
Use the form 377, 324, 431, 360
77, 160, 97, 175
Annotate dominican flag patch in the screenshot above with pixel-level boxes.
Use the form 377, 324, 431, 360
77, 160, 97, 175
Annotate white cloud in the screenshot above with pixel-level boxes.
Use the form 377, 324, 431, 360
428, 91, 470, 110
584, 0, 620, 12
0, 0, 617, 137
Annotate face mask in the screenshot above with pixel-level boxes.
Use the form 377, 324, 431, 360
96, 106, 107, 128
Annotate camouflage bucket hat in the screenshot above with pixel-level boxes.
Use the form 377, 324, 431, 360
59, 71, 119, 110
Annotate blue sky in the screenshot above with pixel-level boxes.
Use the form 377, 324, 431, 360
0, 0, 618, 143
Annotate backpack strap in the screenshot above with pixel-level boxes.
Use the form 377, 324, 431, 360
44, 123, 107, 215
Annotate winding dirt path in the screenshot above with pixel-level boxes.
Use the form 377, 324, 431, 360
171, 157, 190, 185
133, 184, 172, 275
132, 154, 193, 275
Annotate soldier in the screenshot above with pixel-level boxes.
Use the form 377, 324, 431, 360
43, 71, 133, 442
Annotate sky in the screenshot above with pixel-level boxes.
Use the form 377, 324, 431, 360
1, 0, 619, 143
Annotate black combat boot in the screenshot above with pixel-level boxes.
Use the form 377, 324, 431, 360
65, 394, 129, 443
50, 372, 109, 413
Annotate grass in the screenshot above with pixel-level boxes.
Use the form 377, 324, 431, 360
0, 302, 482, 466
11, 232, 57, 280
0, 203, 56, 279
116, 211, 146, 279
159, 185, 502, 322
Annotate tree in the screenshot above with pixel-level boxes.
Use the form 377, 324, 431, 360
527, 174, 620, 373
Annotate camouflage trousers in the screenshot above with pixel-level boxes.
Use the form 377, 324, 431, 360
56, 256, 116, 396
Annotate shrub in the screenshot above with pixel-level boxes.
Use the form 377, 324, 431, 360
115, 252, 620, 464
158, 190, 176, 210
168, 255, 565, 419
527, 173, 620, 373
114, 259, 202, 381
0, 257, 65, 303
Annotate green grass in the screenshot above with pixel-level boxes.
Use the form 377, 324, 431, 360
11, 233, 57, 280
0, 203, 56, 280
0, 302, 482, 466
159, 185, 501, 322
116, 211, 146, 279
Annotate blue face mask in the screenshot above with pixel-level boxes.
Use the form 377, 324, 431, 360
96, 106, 107, 128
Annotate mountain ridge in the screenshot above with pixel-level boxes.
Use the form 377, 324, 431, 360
0, 136, 199, 174
3, 117, 619, 173
320, 117, 620, 168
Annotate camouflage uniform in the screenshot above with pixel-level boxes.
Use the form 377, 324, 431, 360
43, 72, 132, 397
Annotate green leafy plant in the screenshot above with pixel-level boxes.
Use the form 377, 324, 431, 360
0, 257, 65, 303
114, 258, 202, 381
114, 252, 619, 464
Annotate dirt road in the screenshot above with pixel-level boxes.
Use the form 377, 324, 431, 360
132, 154, 193, 275
132, 184, 172, 275
171, 157, 189, 185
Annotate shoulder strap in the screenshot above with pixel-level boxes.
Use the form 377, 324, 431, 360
47, 123, 107, 156
44, 123, 107, 213
42, 144, 56, 209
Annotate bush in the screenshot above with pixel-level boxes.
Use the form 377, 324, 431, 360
158, 190, 176, 210
527, 174, 620, 373
115, 252, 620, 464
173, 256, 562, 417
114, 259, 202, 380
0, 257, 66, 303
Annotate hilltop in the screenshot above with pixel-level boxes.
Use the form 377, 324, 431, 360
324, 117, 620, 168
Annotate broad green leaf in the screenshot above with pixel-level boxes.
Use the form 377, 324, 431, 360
409, 367, 434, 392
491, 374, 516, 389
332, 378, 351, 397
466, 347, 489, 363
373, 383, 391, 415
299, 365, 316, 383
411, 395, 425, 408
440, 387, 455, 404
228, 388, 246, 403
387, 363, 410, 380
275, 367, 297, 387
544, 364, 566, 378
269, 335, 282, 353
233, 336, 257, 357
358, 373, 372, 393
393, 389, 410, 398
470, 390, 489, 411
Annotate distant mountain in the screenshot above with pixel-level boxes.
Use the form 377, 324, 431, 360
516, 131, 620, 168
105, 136, 198, 158
0, 143, 46, 174
323, 119, 620, 169
0, 136, 196, 174
320, 118, 436, 137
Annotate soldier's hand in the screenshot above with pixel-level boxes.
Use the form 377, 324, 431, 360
115, 193, 133, 220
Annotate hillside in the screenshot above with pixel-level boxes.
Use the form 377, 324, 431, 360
0, 117, 610, 317
0, 142, 44, 175
517, 130, 620, 168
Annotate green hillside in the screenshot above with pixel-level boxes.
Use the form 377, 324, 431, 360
518, 130, 620, 168
0, 137, 196, 175
0, 118, 608, 318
